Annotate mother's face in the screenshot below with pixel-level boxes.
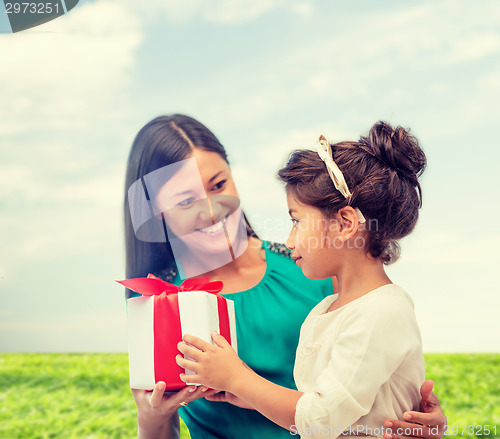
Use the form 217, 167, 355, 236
152, 148, 245, 261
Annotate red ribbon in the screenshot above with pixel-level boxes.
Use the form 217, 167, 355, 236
118, 273, 224, 296
118, 274, 231, 391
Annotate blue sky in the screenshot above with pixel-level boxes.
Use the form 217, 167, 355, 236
0, 0, 499, 352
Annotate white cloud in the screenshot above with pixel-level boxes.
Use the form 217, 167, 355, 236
203, 0, 284, 24
289, 0, 500, 91
37, 0, 497, 137
443, 31, 500, 64
0, 0, 140, 265
163, 0, 499, 133
291, 2, 314, 18
0, 204, 123, 261
0, 160, 125, 260
477, 67, 500, 94
0, 0, 142, 135
123, 0, 204, 23
0, 141, 124, 199
401, 231, 500, 265
120, 0, 286, 24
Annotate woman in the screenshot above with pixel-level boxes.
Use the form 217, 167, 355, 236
124, 114, 447, 439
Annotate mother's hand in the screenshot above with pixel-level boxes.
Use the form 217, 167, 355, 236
383, 380, 447, 439
132, 381, 217, 439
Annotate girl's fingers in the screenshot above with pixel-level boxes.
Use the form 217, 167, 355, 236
180, 372, 201, 384
211, 331, 231, 348
182, 334, 212, 351
205, 392, 227, 402
176, 354, 199, 371
203, 388, 218, 398
177, 342, 203, 360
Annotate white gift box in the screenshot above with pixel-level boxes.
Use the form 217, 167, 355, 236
127, 289, 237, 391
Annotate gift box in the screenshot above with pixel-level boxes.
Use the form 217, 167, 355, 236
117, 274, 237, 391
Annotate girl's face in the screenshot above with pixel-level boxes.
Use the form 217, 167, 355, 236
285, 192, 342, 280
154, 148, 244, 258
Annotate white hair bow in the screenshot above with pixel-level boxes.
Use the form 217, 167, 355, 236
316, 135, 366, 223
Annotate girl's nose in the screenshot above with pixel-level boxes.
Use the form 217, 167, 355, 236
285, 231, 295, 250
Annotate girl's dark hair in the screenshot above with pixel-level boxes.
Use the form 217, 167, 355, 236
124, 114, 257, 297
277, 121, 426, 264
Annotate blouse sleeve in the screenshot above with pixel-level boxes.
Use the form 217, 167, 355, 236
294, 293, 420, 436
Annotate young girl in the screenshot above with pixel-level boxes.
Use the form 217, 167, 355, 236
176, 121, 427, 438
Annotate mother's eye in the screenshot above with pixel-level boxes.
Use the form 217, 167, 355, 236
177, 197, 195, 207
212, 179, 227, 191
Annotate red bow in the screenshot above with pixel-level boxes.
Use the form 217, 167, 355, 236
117, 274, 223, 296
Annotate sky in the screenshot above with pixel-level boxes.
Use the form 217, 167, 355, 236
0, 0, 499, 353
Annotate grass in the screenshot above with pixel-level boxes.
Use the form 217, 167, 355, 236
423, 354, 499, 437
0, 353, 498, 438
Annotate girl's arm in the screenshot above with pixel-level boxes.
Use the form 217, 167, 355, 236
177, 332, 303, 431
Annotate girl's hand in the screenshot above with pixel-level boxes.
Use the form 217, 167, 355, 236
176, 331, 247, 392
383, 380, 447, 439
132, 381, 217, 438
205, 391, 255, 410
204, 360, 256, 409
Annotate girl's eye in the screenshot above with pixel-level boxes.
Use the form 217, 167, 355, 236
177, 197, 195, 207
212, 179, 227, 191
291, 218, 299, 228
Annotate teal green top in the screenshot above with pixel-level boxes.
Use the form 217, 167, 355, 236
173, 241, 333, 439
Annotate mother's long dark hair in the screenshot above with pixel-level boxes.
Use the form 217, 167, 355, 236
124, 114, 257, 297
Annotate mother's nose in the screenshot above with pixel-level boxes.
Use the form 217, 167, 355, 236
195, 198, 214, 226
207, 194, 240, 223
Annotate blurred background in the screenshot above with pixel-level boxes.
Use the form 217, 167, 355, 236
1, 0, 499, 353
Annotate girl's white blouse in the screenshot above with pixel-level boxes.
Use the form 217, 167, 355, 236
293, 284, 424, 438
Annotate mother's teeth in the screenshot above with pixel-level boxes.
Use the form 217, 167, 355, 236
199, 218, 225, 234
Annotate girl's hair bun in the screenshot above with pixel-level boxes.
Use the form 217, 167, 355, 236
362, 121, 426, 189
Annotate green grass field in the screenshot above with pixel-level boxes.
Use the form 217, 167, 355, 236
0, 354, 498, 438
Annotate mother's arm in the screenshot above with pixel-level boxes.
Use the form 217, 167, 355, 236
384, 380, 447, 439
132, 381, 216, 439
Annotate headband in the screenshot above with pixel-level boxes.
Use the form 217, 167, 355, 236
316, 135, 366, 223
